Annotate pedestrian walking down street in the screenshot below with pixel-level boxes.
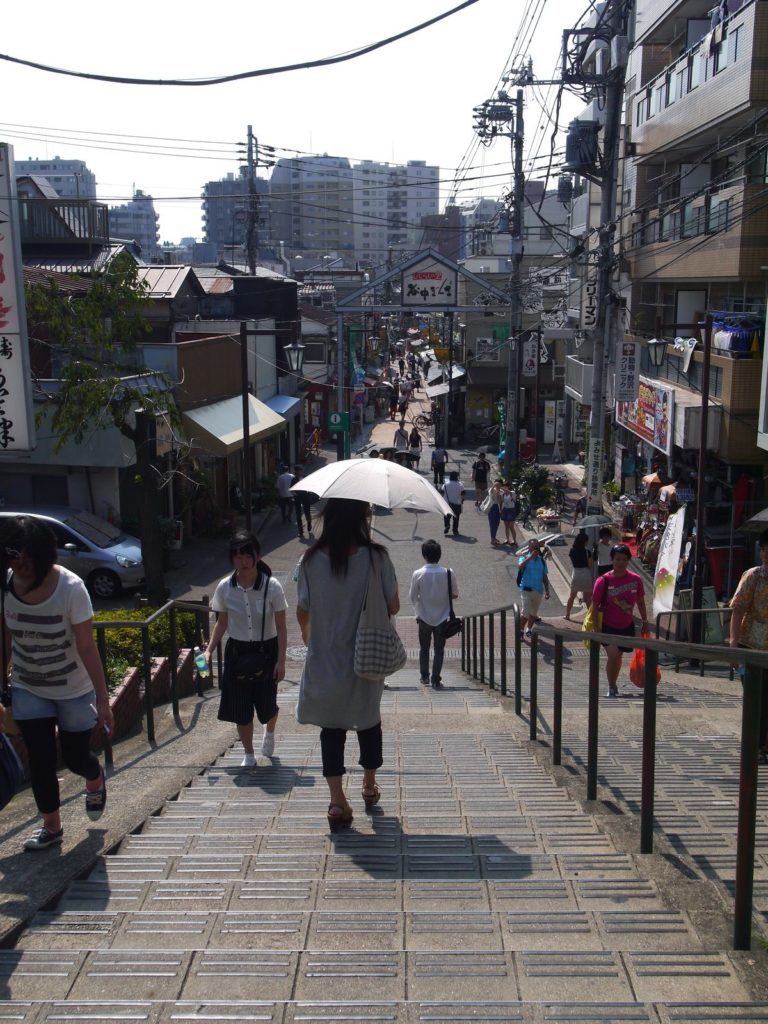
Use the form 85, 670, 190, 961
431, 444, 448, 487
442, 471, 466, 536
590, 543, 650, 698
573, 492, 588, 524
205, 531, 288, 766
296, 499, 400, 826
565, 530, 593, 620
388, 391, 399, 420
408, 426, 423, 470
501, 485, 518, 545
398, 357, 406, 377
276, 465, 295, 523
0, 515, 113, 851
518, 538, 550, 639
594, 525, 613, 577
409, 539, 458, 690
471, 451, 492, 506
487, 479, 504, 545
729, 528, 768, 757
291, 465, 314, 539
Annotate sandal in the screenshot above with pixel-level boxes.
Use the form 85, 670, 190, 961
327, 802, 354, 827
362, 785, 381, 810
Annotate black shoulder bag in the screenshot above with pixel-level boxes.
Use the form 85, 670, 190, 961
439, 569, 463, 639
232, 571, 274, 684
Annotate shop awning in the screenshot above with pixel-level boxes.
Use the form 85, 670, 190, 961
426, 382, 450, 398
264, 394, 302, 419
182, 394, 286, 457
427, 362, 466, 384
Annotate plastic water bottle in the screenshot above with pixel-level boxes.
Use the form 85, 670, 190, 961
193, 646, 210, 678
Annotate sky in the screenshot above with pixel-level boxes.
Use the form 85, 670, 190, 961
0, 0, 583, 244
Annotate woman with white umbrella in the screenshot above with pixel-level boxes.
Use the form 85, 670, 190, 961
296, 499, 400, 827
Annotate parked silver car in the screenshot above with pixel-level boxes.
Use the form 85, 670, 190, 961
0, 507, 145, 599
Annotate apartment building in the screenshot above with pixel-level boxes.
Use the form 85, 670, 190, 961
270, 156, 355, 266
14, 157, 96, 200
201, 168, 271, 264
623, 0, 768, 496
109, 190, 161, 263
351, 160, 439, 269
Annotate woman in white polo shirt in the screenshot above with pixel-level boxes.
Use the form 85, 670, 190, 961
205, 531, 287, 768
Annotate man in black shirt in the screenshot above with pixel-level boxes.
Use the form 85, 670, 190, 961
471, 452, 491, 507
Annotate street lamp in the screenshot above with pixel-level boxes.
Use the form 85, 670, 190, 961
283, 339, 305, 375
646, 337, 667, 370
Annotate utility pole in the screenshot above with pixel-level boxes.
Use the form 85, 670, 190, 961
244, 126, 275, 275
505, 88, 524, 480
585, 0, 630, 512
472, 83, 525, 479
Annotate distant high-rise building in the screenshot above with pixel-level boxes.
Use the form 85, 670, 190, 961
108, 190, 161, 262
270, 155, 354, 266
201, 167, 271, 264
13, 157, 96, 199
351, 160, 439, 269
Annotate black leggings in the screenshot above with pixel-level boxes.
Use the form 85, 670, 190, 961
320, 722, 383, 778
17, 717, 101, 815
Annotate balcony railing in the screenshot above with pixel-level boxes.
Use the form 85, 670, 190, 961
19, 198, 110, 246
564, 355, 593, 403
633, 0, 756, 133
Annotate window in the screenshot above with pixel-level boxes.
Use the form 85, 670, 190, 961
302, 341, 326, 363
475, 337, 499, 363
729, 24, 741, 63
708, 195, 730, 232
714, 28, 729, 73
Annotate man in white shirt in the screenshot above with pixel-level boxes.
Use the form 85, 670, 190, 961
276, 465, 295, 523
442, 471, 466, 536
409, 539, 459, 690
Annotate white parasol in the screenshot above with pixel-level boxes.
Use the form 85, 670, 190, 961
291, 459, 452, 515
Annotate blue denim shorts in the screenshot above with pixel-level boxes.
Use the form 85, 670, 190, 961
11, 687, 97, 732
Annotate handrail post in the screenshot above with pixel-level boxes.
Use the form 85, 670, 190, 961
461, 616, 466, 672
553, 635, 563, 765
472, 617, 478, 679
169, 603, 179, 716
480, 615, 486, 685
488, 614, 495, 690
529, 632, 538, 741
640, 648, 659, 853
586, 639, 600, 800
141, 625, 155, 744
734, 663, 762, 950
500, 610, 507, 696
95, 626, 113, 769
514, 605, 522, 716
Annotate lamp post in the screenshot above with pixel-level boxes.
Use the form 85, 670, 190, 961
283, 339, 306, 375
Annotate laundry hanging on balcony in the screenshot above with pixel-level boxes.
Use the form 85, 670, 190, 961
712, 316, 762, 356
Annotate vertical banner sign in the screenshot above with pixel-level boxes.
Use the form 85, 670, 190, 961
543, 400, 556, 444
615, 341, 640, 402
521, 336, 538, 378
652, 507, 686, 621
0, 144, 35, 450
586, 437, 604, 509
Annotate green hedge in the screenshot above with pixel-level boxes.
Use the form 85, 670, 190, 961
94, 608, 200, 693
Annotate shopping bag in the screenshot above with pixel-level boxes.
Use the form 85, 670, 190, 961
581, 604, 603, 648
0, 732, 24, 812
629, 631, 662, 688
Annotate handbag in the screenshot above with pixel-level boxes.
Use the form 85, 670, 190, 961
0, 732, 24, 812
439, 570, 463, 639
582, 576, 607, 648
479, 493, 492, 513
354, 549, 407, 681
232, 572, 273, 684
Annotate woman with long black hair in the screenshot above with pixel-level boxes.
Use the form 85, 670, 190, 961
0, 515, 113, 850
205, 530, 287, 767
296, 499, 400, 826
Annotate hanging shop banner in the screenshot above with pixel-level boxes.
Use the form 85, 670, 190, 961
652, 506, 686, 621
615, 376, 674, 455
615, 341, 640, 403
401, 256, 457, 307
544, 400, 556, 444
586, 437, 604, 509
0, 144, 35, 450
521, 336, 538, 378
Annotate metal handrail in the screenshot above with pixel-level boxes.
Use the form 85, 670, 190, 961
94, 597, 212, 748
461, 608, 768, 951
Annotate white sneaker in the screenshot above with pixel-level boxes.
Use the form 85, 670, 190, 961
240, 752, 256, 768
261, 729, 275, 757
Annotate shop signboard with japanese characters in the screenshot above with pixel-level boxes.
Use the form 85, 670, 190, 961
521, 336, 538, 378
615, 341, 640, 402
586, 437, 604, 509
0, 145, 35, 450
401, 256, 457, 307
615, 376, 674, 455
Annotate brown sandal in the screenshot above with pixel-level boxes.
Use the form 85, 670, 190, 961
327, 802, 354, 827
362, 785, 381, 810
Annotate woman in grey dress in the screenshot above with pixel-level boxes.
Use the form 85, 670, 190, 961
296, 499, 400, 826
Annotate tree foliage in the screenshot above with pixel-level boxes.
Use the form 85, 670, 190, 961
26, 254, 177, 603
